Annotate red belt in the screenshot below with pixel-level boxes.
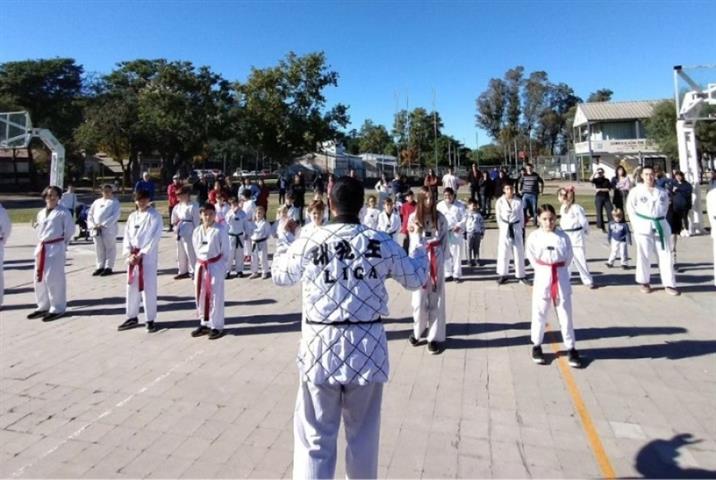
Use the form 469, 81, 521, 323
196, 254, 222, 320
36, 237, 64, 282
535, 259, 565, 304
425, 241, 441, 292
127, 247, 144, 292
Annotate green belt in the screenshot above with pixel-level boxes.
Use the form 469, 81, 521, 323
636, 212, 666, 250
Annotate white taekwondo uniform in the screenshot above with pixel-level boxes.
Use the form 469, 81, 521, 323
87, 196, 121, 270
626, 183, 675, 288
377, 210, 401, 242
271, 216, 427, 480
242, 199, 257, 258
559, 203, 593, 286
193, 222, 231, 331
171, 201, 200, 275
0, 203, 12, 306
495, 195, 526, 278
409, 211, 449, 343
226, 206, 249, 275
33, 206, 74, 314
250, 218, 272, 275
274, 218, 299, 250
437, 199, 466, 279
215, 202, 230, 226
360, 206, 380, 230
123, 207, 163, 322
707, 187, 716, 286
526, 228, 576, 350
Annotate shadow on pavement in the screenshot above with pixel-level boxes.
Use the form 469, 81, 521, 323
634, 433, 716, 479
582, 340, 716, 361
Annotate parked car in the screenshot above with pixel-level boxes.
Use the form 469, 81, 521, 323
232, 169, 251, 178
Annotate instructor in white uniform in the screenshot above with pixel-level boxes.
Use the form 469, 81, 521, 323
88, 184, 121, 276
626, 166, 679, 296
272, 176, 428, 479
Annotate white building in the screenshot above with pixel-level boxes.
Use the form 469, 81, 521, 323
358, 153, 397, 178
572, 100, 668, 178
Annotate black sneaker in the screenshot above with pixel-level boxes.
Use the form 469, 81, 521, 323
568, 349, 583, 368
408, 334, 420, 347
173, 273, 191, 280
145, 321, 159, 333
92, 268, 104, 276
469, 260, 476, 267
100, 268, 113, 276
208, 329, 224, 340
445, 276, 454, 283
225, 272, 232, 280
236, 272, 245, 278
27, 310, 49, 319
191, 325, 210, 337
605, 262, 613, 269
455, 277, 463, 284
262, 273, 271, 279
621, 265, 629, 270
532, 345, 546, 365
427, 341, 441, 355
118, 317, 139, 331
42, 312, 64, 322
518, 278, 531, 286
496, 276, 507, 285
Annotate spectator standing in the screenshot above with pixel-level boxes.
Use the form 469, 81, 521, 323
669, 171, 693, 271
59, 184, 79, 220
312, 173, 325, 196
256, 178, 270, 212
278, 174, 288, 205
441, 166, 460, 194
390, 172, 403, 200
193, 174, 209, 205
518, 163, 544, 226
134, 172, 156, 201
167, 175, 182, 232
374, 173, 390, 209
326, 174, 336, 217
591, 168, 614, 231
400, 190, 417, 253
467, 163, 481, 202
424, 168, 439, 200
611, 165, 633, 210
289, 174, 306, 224
208, 180, 226, 205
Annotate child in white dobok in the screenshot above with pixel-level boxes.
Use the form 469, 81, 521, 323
495, 183, 528, 285
360, 195, 380, 229
0, 202, 12, 307
626, 166, 679, 296
409, 186, 449, 354
558, 187, 595, 288
241, 190, 257, 262
226, 197, 249, 278
526, 204, 582, 368
27, 186, 75, 322
170, 186, 199, 280
87, 184, 121, 277
191, 203, 231, 340
377, 196, 401, 242
436, 187, 466, 282
300, 199, 326, 239
118, 189, 163, 333
275, 205, 301, 249
249, 206, 271, 279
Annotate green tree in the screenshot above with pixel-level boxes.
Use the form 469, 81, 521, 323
645, 100, 679, 161
357, 120, 394, 154
475, 78, 507, 140
587, 89, 613, 102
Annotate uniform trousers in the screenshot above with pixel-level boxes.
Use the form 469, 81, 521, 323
195, 262, 225, 330
251, 242, 269, 275
411, 276, 446, 343
634, 233, 675, 288
93, 227, 117, 269
569, 245, 593, 285
496, 231, 526, 278
126, 257, 158, 321
228, 235, 245, 274
531, 293, 575, 350
293, 380, 383, 480
177, 236, 196, 275
34, 243, 67, 314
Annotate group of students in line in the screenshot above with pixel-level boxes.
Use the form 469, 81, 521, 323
1, 165, 715, 356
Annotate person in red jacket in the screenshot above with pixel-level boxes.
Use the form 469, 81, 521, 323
256, 178, 270, 212
167, 175, 182, 232
208, 180, 226, 205
400, 190, 416, 253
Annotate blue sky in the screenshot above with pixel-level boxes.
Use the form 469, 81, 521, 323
2, 0, 715, 148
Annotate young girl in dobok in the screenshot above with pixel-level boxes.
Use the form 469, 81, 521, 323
360, 195, 380, 229
300, 199, 326, 238
526, 204, 582, 368
226, 196, 249, 278
274, 205, 301, 249
557, 187, 595, 288
408, 186, 449, 355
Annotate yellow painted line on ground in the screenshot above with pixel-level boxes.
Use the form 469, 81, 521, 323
547, 325, 616, 479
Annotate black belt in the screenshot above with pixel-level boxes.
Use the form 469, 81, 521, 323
251, 237, 268, 252
500, 217, 520, 239
563, 226, 583, 232
229, 232, 244, 249
305, 317, 382, 326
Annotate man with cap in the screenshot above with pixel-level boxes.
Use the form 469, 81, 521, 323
272, 176, 428, 479
167, 174, 182, 232
87, 184, 121, 276
134, 172, 156, 201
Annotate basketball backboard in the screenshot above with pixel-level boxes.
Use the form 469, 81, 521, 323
673, 65, 716, 121
0, 111, 32, 148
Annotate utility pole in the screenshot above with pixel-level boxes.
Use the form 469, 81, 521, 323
432, 89, 438, 169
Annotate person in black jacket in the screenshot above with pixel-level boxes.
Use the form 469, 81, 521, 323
668, 171, 693, 272
467, 164, 481, 202
289, 174, 306, 224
